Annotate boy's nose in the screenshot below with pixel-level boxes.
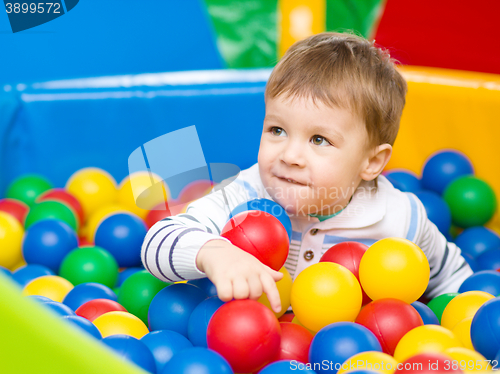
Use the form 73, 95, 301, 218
280, 143, 306, 167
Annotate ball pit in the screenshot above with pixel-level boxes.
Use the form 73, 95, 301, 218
102, 335, 156, 373
451, 317, 474, 350
411, 300, 439, 325
394, 352, 463, 374
384, 169, 421, 193
277, 322, 314, 364
75, 298, 127, 321
141, 330, 193, 373
12, 264, 55, 288
470, 297, 500, 359
37, 188, 84, 226
0, 211, 24, 269
0, 198, 29, 225
61, 315, 102, 339
63, 282, 117, 310
93, 311, 149, 339
187, 296, 225, 347
24, 200, 79, 231
161, 346, 232, 374
338, 351, 398, 374
458, 270, 500, 295
426, 293, 459, 323
455, 226, 500, 258
6, 174, 53, 207
22, 275, 74, 302
440, 291, 494, 330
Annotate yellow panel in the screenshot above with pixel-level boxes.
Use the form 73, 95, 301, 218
387, 66, 500, 222
279, 0, 326, 57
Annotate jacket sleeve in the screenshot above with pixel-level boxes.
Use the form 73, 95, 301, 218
141, 178, 253, 282
408, 194, 473, 299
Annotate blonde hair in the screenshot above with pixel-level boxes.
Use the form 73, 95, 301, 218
265, 32, 407, 146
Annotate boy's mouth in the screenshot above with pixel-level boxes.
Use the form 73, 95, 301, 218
277, 175, 306, 186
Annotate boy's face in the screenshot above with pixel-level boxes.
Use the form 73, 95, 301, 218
258, 95, 372, 216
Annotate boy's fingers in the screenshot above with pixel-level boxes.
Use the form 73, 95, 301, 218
232, 277, 250, 300
247, 274, 263, 300
215, 279, 234, 302
265, 267, 284, 282
261, 273, 282, 314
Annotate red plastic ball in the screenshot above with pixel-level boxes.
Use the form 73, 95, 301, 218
320, 241, 371, 305
0, 198, 29, 225
38, 188, 85, 225
145, 202, 173, 228
177, 179, 213, 204
278, 313, 295, 323
221, 211, 289, 271
75, 298, 127, 321
395, 352, 464, 373
207, 299, 282, 373
277, 322, 314, 364
355, 298, 423, 355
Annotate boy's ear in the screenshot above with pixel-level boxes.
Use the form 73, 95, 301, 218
360, 144, 392, 181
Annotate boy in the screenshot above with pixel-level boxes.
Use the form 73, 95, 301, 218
141, 32, 472, 313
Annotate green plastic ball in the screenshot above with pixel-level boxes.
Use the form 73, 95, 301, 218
24, 200, 78, 231
426, 292, 459, 323
59, 246, 119, 288
117, 270, 170, 325
6, 175, 53, 207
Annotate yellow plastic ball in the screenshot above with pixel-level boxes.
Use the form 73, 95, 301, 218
394, 325, 463, 362
359, 238, 430, 303
0, 211, 24, 270
66, 168, 117, 221
291, 316, 316, 335
93, 311, 149, 339
338, 351, 399, 374
258, 266, 293, 318
291, 262, 362, 332
83, 204, 131, 242
23, 275, 74, 302
445, 347, 490, 373
441, 291, 494, 330
117, 172, 169, 220
452, 316, 473, 350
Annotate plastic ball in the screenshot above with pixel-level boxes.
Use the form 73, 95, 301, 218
445, 347, 489, 374
176, 179, 213, 204
221, 210, 289, 271
207, 299, 281, 373
279, 313, 295, 323
102, 335, 156, 373
12, 264, 55, 288
116, 267, 143, 287
59, 246, 119, 288
277, 322, 314, 364
451, 317, 474, 350
415, 191, 452, 234
455, 227, 500, 259
94, 213, 147, 267
75, 298, 127, 321
444, 176, 497, 228
427, 293, 459, 323
461, 252, 480, 272
83, 204, 130, 242
0, 211, 24, 269
355, 298, 424, 355
441, 291, 494, 330
260, 360, 317, 373
37, 188, 84, 225
338, 351, 398, 374
471, 297, 500, 359
0, 198, 29, 225
44, 301, 75, 316
93, 311, 149, 339
186, 277, 218, 297
258, 266, 293, 318
26, 295, 53, 303
230, 198, 292, 243
61, 315, 102, 339
66, 168, 117, 219
291, 316, 316, 335
148, 283, 207, 336
394, 352, 463, 373
6, 174, 53, 207
63, 282, 117, 311
458, 270, 500, 295
309, 322, 381, 374
145, 204, 172, 229
187, 296, 225, 347
320, 241, 371, 305
118, 270, 169, 325
141, 330, 193, 373
384, 170, 422, 193
359, 238, 430, 303
0, 266, 11, 278
411, 301, 439, 325
476, 249, 500, 271
22, 220, 78, 273
25, 201, 78, 231
394, 325, 463, 362
291, 262, 362, 332
23, 275, 74, 302
161, 347, 232, 374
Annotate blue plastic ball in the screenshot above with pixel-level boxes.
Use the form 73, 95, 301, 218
309, 322, 382, 374
12, 264, 55, 288
141, 330, 193, 374
471, 297, 500, 359
161, 347, 232, 374
116, 267, 143, 287
415, 191, 452, 234
62, 282, 117, 310
459, 270, 500, 295
148, 283, 207, 336
455, 227, 500, 259
22, 220, 78, 272
61, 315, 102, 339
384, 170, 421, 193
260, 360, 317, 373
95, 213, 147, 267
187, 277, 218, 297
187, 296, 225, 347
0, 266, 11, 277
26, 295, 52, 303
462, 252, 480, 272
421, 150, 474, 195
411, 301, 439, 325
44, 301, 75, 316
103, 335, 157, 373
231, 198, 292, 243
477, 249, 500, 271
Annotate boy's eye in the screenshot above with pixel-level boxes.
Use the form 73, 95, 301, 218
270, 127, 286, 136
312, 135, 330, 146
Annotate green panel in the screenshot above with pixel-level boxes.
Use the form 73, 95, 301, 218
326, 0, 385, 38
0, 273, 146, 374
203, 0, 279, 68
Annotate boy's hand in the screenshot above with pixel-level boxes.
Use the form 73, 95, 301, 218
196, 239, 284, 313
